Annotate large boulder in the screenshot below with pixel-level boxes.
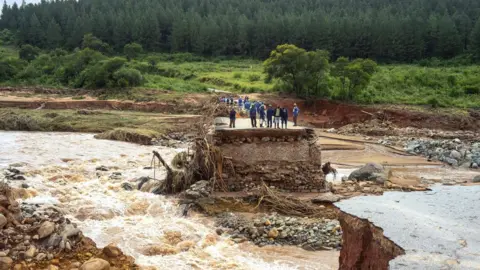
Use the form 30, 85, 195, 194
311, 192, 344, 203
103, 244, 122, 258
38, 221, 55, 239
348, 163, 386, 183
80, 258, 110, 270
473, 175, 480, 183
450, 150, 462, 160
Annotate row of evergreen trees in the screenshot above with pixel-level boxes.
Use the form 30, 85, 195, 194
2, 0, 480, 62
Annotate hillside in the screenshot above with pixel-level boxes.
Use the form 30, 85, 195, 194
1, 46, 479, 108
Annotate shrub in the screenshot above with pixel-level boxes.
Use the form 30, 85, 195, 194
82, 33, 111, 54
19, 45, 40, 62
55, 49, 106, 85
464, 86, 480, 95
0, 58, 25, 80
427, 97, 440, 108
124, 43, 143, 61
113, 68, 143, 87
448, 88, 463, 98
233, 72, 242, 79
248, 74, 261, 82
15, 64, 41, 80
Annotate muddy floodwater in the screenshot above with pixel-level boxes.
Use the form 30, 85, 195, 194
0, 131, 338, 270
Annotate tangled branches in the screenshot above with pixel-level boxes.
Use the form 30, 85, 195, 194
256, 184, 325, 218
151, 98, 228, 194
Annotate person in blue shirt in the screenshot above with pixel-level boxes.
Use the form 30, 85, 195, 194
254, 101, 260, 112
266, 105, 274, 128
244, 100, 251, 113
293, 103, 300, 126
249, 106, 257, 128
258, 103, 266, 127
238, 97, 243, 111
229, 108, 236, 128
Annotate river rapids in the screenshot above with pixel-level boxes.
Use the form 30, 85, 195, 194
0, 131, 338, 270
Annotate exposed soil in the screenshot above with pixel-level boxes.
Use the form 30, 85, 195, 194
337, 210, 404, 270
255, 95, 480, 131
2, 89, 479, 132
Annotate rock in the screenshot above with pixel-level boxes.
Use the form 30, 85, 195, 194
95, 166, 109, 171
79, 258, 110, 270
473, 175, 480, 183
450, 150, 462, 160
13, 264, 22, 270
215, 228, 224, 235
21, 183, 29, 189
348, 163, 385, 181
121, 183, 134, 191
11, 175, 26, 181
267, 228, 279, 239
311, 192, 344, 203
0, 257, 13, 270
371, 173, 388, 184
0, 214, 7, 229
25, 246, 36, 258
46, 265, 59, 270
184, 180, 211, 200
103, 244, 121, 258
35, 253, 46, 261
37, 221, 55, 239
445, 158, 458, 167
472, 163, 479, 169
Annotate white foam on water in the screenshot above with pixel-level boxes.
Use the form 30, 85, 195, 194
0, 131, 338, 270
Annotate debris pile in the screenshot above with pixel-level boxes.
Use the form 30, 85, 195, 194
216, 212, 342, 251
404, 139, 480, 167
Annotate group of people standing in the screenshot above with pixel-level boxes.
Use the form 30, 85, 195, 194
227, 96, 300, 129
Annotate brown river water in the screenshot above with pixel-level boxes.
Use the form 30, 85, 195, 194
0, 131, 338, 270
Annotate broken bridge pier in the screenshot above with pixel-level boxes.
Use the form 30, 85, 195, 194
210, 118, 325, 192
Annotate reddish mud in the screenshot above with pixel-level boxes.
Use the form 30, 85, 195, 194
257, 95, 480, 131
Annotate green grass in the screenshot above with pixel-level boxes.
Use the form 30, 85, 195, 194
1, 46, 479, 108
0, 108, 197, 143
364, 65, 480, 108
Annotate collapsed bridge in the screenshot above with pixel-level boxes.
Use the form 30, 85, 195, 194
210, 118, 326, 192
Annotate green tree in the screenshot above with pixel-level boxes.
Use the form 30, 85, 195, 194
437, 15, 462, 58
123, 43, 143, 61
332, 57, 378, 100
19, 44, 40, 62
264, 44, 329, 100
82, 33, 110, 54
46, 19, 62, 49
470, 16, 480, 60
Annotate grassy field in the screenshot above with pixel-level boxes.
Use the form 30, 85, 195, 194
0, 108, 197, 144
1, 46, 480, 108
